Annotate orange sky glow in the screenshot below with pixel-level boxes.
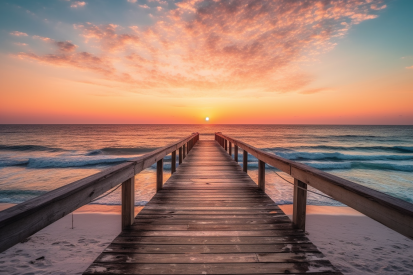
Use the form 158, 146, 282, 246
0, 0, 412, 124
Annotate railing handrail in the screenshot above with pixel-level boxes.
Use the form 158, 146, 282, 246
0, 132, 199, 253
215, 132, 413, 239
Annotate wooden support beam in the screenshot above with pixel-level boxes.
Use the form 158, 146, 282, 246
171, 151, 176, 174
156, 159, 163, 192
229, 142, 232, 156
121, 177, 135, 230
224, 140, 227, 151
183, 144, 186, 159
293, 179, 307, 231
243, 150, 248, 173
234, 146, 238, 162
179, 147, 183, 164
258, 160, 265, 192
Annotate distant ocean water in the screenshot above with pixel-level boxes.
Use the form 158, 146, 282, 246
0, 125, 412, 208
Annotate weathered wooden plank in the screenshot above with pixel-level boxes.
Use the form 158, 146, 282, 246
127, 223, 294, 231
104, 243, 320, 253
137, 209, 284, 215
118, 230, 306, 237
83, 140, 341, 275
84, 262, 339, 274
133, 217, 291, 225
94, 252, 327, 264
135, 213, 286, 222
112, 236, 311, 244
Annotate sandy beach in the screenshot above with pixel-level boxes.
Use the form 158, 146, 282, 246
0, 203, 412, 274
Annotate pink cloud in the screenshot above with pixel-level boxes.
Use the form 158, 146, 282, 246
371, 4, 387, 10
32, 35, 52, 42
15, 0, 386, 96
74, 23, 140, 51
71, 1, 86, 8
14, 42, 28, 46
406, 66, 413, 70
10, 31, 28, 37
16, 51, 114, 76
127, 0, 137, 3
55, 41, 77, 52
139, 4, 150, 9
32, 35, 77, 52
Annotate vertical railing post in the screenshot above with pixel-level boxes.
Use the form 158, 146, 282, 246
258, 160, 265, 192
243, 150, 248, 173
156, 159, 163, 192
171, 150, 176, 174
183, 144, 186, 159
293, 179, 307, 231
179, 147, 183, 164
234, 146, 238, 162
224, 140, 227, 151
121, 177, 135, 230
229, 142, 232, 156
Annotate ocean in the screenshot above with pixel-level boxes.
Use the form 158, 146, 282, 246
0, 125, 412, 208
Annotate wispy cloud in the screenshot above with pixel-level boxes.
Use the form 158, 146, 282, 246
10, 31, 28, 37
371, 4, 387, 10
33, 35, 51, 42
32, 35, 77, 52
71, 1, 86, 8
406, 66, 413, 70
15, 0, 386, 96
127, 0, 137, 3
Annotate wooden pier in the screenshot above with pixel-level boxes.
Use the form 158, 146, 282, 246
1, 132, 412, 274
84, 140, 340, 274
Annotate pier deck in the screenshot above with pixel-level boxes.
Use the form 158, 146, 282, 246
84, 140, 341, 274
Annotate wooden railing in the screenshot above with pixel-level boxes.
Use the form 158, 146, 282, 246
0, 133, 199, 253
215, 132, 413, 239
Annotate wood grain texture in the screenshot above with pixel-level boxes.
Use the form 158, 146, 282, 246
84, 140, 340, 274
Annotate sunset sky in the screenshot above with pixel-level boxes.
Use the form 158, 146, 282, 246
0, 0, 412, 124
